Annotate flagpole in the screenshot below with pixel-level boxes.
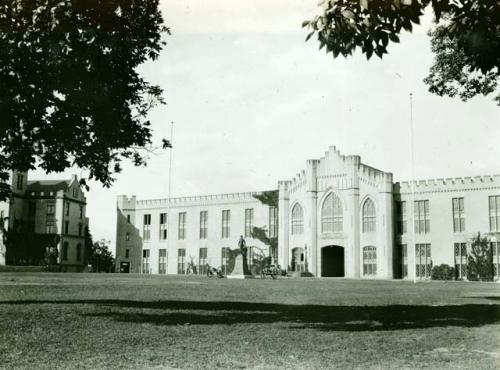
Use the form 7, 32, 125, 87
167, 121, 174, 271
409, 93, 417, 284
168, 121, 174, 203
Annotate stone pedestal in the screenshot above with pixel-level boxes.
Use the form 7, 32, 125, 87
0, 230, 5, 266
227, 254, 254, 279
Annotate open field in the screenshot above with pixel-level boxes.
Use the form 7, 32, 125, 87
0, 274, 499, 369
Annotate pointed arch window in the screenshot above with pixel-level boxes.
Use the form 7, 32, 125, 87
291, 203, 304, 235
362, 198, 376, 232
321, 193, 343, 233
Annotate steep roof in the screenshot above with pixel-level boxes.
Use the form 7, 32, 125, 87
26, 179, 71, 193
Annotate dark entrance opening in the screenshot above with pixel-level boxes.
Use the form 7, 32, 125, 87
321, 245, 344, 277
119, 261, 130, 273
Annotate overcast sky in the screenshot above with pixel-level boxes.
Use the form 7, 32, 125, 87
32, 0, 500, 251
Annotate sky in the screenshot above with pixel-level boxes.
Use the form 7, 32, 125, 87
31, 0, 500, 251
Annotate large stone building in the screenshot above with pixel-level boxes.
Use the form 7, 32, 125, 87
116, 146, 500, 280
0, 171, 88, 271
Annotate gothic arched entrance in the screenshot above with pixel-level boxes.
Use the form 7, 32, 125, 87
321, 245, 344, 277
291, 247, 305, 272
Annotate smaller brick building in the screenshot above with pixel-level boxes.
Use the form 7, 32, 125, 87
0, 171, 88, 271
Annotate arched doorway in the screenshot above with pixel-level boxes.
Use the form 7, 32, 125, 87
321, 245, 344, 277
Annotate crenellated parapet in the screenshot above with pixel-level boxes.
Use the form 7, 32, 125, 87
117, 195, 136, 211
288, 169, 307, 194
132, 190, 272, 210
394, 175, 500, 195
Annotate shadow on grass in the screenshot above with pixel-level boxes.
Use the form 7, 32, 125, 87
2, 299, 500, 331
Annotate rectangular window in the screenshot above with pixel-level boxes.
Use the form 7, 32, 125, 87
177, 248, 186, 274
492, 242, 500, 278
16, 174, 23, 190
247, 246, 256, 267
199, 211, 208, 239
454, 243, 467, 279
489, 196, 500, 232
73, 187, 78, 198
126, 214, 130, 223
79, 206, 83, 219
159, 249, 167, 274
245, 208, 254, 238
64, 221, 69, 234
78, 223, 83, 237
398, 244, 408, 278
142, 249, 150, 274
125, 249, 130, 259
199, 247, 208, 275
395, 201, 407, 234
269, 207, 278, 238
362, 246, 377, 276
178, 212, 186, 240
46, 220, 55, 234
143, 214, 151, 241
159, 213, 168, 240
414, 200, 430, 234
47, 202, 55, 216
452, 198, 465, 233
65, 202, 70, 216
76, 244, 82, 262
415, 243, 432, 279
221, 210, 230, 238
221, 247, 230, 275
28, 202, 37, 218
62, 242, 68, 261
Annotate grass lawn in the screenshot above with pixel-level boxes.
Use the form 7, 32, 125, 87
0, 274, 499, 369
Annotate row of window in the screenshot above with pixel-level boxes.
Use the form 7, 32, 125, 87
45, 220, 84, 236
290, 195, 500, 237
292, 196, 377, 235
139, 207, 278, 242
397, 196, 500, 235
398, 242, 500, 279
28, 201, 84, 219
141, 247, 237, 275
138, 242, 500, 279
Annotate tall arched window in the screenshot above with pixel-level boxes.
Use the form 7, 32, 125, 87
321, 193, 343, 233
363, 246, 377, 275
62, 242, 69, 261
291, 203, 304, 235
76, 243, 82, 262
362, 198, 376, 232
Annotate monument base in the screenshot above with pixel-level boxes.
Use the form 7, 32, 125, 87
227, 274, 254, 279
226, 254, 254, 279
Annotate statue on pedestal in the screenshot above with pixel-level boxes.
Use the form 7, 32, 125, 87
227, 236, 253, 279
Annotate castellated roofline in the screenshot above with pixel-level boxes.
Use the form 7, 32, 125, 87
287, 145, 392, 186
396, 174, 500, 189
119, 190, 276, 209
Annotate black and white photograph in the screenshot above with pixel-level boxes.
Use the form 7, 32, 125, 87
0, 0, 499, 369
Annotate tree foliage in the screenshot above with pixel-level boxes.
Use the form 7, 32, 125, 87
467, 232, 494, 281
303, 0, 500, 104
252, 190, 278, 263
431, 263, 455, 280
87, 238, 114, 272
0, 0, 169, 200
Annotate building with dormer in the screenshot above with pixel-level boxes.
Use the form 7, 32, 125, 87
116, 146, 500, 280
0, 171, 88, 271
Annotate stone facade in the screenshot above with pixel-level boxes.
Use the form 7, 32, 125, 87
115, 192, 274, 274
116, 146, 500, 280
0, 171, 88, 271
